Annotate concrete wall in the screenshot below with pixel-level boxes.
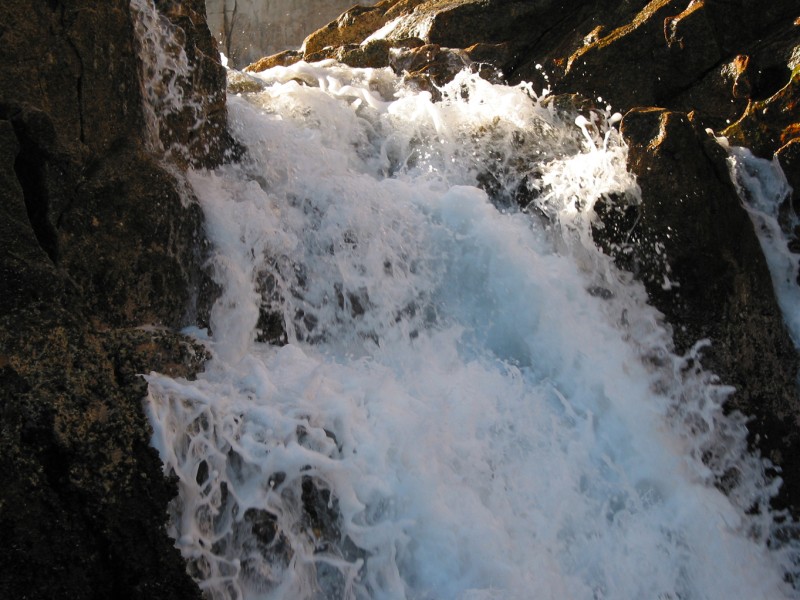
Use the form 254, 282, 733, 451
206, 0, 378, 68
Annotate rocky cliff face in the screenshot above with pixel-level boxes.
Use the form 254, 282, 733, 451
247, 0, 800, 514
0, 1, 229, 597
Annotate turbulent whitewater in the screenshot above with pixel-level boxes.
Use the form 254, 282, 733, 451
144, 61, 799, 599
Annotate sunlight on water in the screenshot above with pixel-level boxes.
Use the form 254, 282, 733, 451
145, 62, 798, 599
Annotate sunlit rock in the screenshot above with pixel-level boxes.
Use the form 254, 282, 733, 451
723, 69, 800, 158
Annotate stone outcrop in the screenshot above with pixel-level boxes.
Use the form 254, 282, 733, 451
246, 0, 800, 514
206, 0, 379, 68
0, 0, 231, 596
614, 109, 800, 511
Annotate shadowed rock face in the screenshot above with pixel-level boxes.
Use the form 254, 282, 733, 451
247, 0, 799, 154
0, 0, 229, 596
614, 109, 800, 512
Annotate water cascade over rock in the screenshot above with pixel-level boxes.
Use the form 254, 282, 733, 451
245, 0, 800, 515
2, 0, 800, 598
147, 59, 800, 598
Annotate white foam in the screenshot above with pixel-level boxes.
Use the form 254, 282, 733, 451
146, 64, 799, 599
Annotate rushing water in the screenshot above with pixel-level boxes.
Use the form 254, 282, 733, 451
143, 59, 799, 599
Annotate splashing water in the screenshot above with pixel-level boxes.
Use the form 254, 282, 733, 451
131, 0, 207, 162
145, 62, 799, 599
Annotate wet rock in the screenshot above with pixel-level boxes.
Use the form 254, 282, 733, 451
140, 0, 234, 168
227, 70, 268, 94
283, 0, 800, 134
723, 69, 800, 158
777, 138, 800, 213
610, 107, 800, 511
206, 0, 380, 69
301, 2, 396, 55
337, 38, 394, 69
671, 54, 754, 131
392, 44, 473, 95
560, 0, 720, 112
0, 313, 207, 599
0, 0, 233, 596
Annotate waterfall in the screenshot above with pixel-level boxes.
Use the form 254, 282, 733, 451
726, 144, 800, 347
144, 61, 799, 599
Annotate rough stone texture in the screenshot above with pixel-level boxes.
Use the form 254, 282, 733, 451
141, 0, 235, 168
302, 2, 392, 55
723, 69, 800, 158
614, 108, 800, 511
272, 0, 799, 147
560, 0, 719, 113
0, 320, 208, 599
244, 49, 303, 73
0, 0, 231, 596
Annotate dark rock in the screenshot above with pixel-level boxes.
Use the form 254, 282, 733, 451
57, 147, 209, 328
0, 317, 206, 599
777, 138, 800, 213
140, 0, 235, 168
0, 0, 233, 596
285, 0, 800, 133
338, 38, 394, 69
671, 54, 753, 130
612, 107, 800, 511
560, 0, 720, 112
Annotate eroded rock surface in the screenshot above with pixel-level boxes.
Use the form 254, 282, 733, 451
0, 0, 230, 596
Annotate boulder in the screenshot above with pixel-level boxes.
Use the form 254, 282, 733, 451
205, 0, 381, 69
560, 0, 721, 112
0, 321, 207, 599
244, 49, 303, 73
301, 1, 400, 55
